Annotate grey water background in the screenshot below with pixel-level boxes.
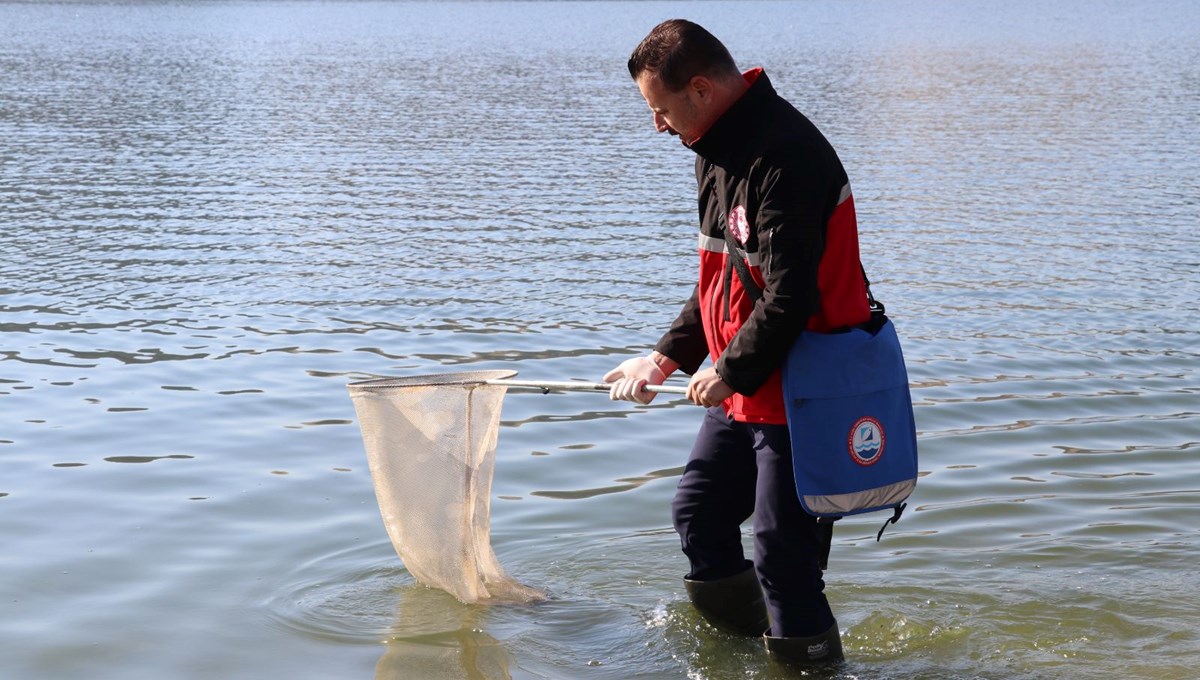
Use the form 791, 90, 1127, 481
2, 0, 1198, 678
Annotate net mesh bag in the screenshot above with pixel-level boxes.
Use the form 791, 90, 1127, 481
347, 371, 546, 605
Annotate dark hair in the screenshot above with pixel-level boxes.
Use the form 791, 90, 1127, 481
627, 19, 740, 91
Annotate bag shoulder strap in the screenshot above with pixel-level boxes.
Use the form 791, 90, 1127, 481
724, 225, 882, 315
708, 172, 880, 315
861, 263, 885, 315
723, 226, 763, 302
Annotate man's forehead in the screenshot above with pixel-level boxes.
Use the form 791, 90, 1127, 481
637, 73, 678, 102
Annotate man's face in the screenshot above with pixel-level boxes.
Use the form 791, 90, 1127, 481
636, 73, 709, 144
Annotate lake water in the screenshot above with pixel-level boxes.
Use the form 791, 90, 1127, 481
2, 1, 1198, 678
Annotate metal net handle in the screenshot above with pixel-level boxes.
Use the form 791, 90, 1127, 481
347, 372, 687, 395
486, 379, 688, 395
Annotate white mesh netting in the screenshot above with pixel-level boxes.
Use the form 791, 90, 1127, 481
348, 371, 546, 605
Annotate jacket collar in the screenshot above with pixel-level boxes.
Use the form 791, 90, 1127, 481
687, 68, 774, 165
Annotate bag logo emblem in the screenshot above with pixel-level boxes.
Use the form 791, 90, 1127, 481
849, 416, 885, 466
727, 205, 750, 244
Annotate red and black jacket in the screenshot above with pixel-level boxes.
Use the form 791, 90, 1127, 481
654, 69, 871, 424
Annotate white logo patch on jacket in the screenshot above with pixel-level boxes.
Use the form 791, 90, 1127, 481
727, 205, 750, 244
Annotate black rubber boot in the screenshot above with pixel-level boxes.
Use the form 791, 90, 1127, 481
683, 564, 769, 636
763, 622, 844, 664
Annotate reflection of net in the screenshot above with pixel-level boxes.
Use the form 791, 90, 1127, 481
348, 371, 545, 604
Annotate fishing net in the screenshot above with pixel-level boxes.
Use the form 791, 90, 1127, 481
347, 371, 546, 605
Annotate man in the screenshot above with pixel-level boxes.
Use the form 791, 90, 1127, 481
604, 19, 872, 664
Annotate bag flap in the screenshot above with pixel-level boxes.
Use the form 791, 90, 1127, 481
784, 319, 909, 398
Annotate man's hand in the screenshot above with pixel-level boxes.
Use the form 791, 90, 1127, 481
603, 355, 668, 404
687, 367, 734, 408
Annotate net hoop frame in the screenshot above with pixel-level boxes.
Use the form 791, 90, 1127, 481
348, 370, 517, 391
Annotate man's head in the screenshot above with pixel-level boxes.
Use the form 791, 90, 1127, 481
628, 20, 747, 143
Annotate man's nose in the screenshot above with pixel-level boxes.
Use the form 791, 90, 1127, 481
653, 112, 668, 133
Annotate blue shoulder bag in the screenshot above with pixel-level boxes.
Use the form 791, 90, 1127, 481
723, 228, 917, 539
782, 310, 917, 534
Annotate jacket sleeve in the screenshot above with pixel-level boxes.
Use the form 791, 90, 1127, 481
715, 149, 832, 395
653, 285, 710, 375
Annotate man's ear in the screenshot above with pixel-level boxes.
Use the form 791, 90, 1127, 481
688, 75, 714, 102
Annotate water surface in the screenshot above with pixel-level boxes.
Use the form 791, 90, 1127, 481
2, 1, 1198, 678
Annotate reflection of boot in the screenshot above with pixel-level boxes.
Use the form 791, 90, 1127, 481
683, 564, 769, 636
763, 622, 844, 664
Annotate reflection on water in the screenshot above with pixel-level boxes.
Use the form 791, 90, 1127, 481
376, 593, 513, 680
2, 0, 1199, 678
530, 465, 684, 500
262, 543, 515, 678
376, 631, 512, 680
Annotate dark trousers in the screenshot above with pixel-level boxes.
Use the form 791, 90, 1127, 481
672, 407, 835, 638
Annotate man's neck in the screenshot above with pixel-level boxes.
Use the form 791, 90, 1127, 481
714, 78, 750, 117
686, 74, 753, 146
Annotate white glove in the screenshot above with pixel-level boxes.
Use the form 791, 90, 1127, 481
603, 356, 667, 404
